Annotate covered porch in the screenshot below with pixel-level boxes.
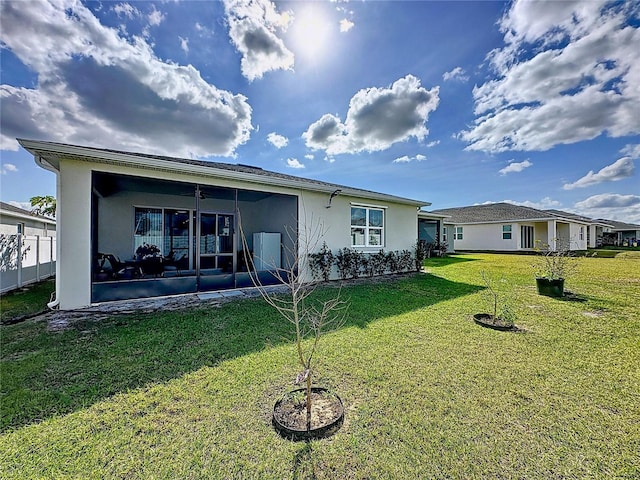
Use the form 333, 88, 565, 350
91, 171, 297, 302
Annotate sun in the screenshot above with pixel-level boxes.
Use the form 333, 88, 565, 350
288, 4, 334, 64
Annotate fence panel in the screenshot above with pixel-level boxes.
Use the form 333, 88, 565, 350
0, 234, 56, 293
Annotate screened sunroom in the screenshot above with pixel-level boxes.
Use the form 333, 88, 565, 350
91, 171, 297, 302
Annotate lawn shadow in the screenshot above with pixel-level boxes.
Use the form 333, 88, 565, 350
423, 254, 480, 268
1, 273, 481, 431
292, 441, 316, 480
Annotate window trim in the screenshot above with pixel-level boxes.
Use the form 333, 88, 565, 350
454, 226, 463, 241
350, 205, 385, 248
502, 224, 512, 240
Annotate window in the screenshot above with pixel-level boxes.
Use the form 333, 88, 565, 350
454, 226, 463, 240
579, 227, 584, 241
521, 225, 534, 249
16, 222, 25, 234
351, 206, 384, 247
442, 227, 448, 243
134, 208, 163, 253
502, 224, 512, 240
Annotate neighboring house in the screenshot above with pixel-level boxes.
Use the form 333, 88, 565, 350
543, 209, 613, 248
21, 139, 431, 310
595, 219, 640, 247
0, 201, 56, 237
431, 203, 590, 252
0, 202, 57, 293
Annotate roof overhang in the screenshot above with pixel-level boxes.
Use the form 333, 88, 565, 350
0, 207, 56, 225
20, 139, 430, 208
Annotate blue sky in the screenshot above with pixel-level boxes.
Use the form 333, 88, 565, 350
1, 0, 639, 223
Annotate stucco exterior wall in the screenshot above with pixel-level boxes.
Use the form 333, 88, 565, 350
58, 160, 92, 309
55, 158, 421, 309
0, 213, 55, 237
449, 223, 518, 251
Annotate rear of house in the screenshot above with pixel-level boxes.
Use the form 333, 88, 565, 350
22, 139, 429, 310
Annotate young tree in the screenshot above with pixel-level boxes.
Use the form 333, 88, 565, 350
238, 212, 348, 432
30, 196, 56, 218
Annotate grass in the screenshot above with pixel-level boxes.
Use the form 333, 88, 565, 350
0, 279, 55, 324
1, 254, 639, 478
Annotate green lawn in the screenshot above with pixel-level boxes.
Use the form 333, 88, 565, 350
1, 254, 639, 479
0, 279, 55, 324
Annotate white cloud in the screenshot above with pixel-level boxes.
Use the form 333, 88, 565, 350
461, 1, 640, 153
563, 156, 635, 190
442, 67, 468, 82
426, 140, 440, 148
179, 36, 189, 54
304, 154, 314, 160
575, 193, 640, 209
303, 75, 439, 155
267, 132, 289, 148
113, 3, 140, 19
223, 0, 294, 81
484, 197, 562, 210
148, 5, 165, 27
574, 193, 640, 223
499, 159, 532, 175
286, 158, 304, 169
339, 19, 354, 33
393, 154, 426, 164
1, 163, 18, 174
621, 143, 640, 159
0, 0, 252, 157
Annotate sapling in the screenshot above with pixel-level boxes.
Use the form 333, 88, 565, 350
480, 270, 516, 327
238, 212, 348, 432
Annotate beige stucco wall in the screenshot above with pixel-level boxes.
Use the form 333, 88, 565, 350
55, 158, 421, 309
449, 223, 518, 251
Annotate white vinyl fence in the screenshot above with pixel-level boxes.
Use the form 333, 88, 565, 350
0, 234, 56, 294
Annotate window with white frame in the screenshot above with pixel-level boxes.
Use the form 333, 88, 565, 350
351, 206, 384, 247
454, 226, 463, 240
16, 222, 25, 234
442, 227, 448, 243
502, 224, 512, 240
579, 226, 584, 241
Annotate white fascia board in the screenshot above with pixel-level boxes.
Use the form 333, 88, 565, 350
19, 139, 430, 208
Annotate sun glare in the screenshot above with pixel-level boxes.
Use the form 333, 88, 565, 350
289, 4, 334, 63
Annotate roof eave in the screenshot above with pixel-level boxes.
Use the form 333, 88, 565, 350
20, 139, 430, 208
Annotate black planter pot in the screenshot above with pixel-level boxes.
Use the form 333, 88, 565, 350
536, 277, 565, 297
272, 387, 344, 442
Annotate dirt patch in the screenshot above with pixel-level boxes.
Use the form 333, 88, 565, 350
274, 390, 343, 432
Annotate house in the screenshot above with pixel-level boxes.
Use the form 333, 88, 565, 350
0, 202, 56, 293
417, 210, 452, 253
0, 201, 56, 237
431, 203, 590, 252
20, 139, 430, 310
543, 209, 613, 248
595, 219, 640, 247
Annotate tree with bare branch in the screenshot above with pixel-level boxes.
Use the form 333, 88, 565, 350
238, 211, 348, 432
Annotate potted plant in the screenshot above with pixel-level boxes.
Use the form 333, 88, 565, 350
473, 271, 516, 331
239, 217, 348, 441
532, 239, 578, 298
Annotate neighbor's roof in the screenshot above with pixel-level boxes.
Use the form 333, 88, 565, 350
594, 218, 640, 231
431, 203, 591, 225
18, 139, 430, 207
544, 209, 613, 227
0, 201, 56, 224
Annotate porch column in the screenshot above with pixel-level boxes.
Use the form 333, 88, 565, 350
547, 220, 557, 250
58, 161, 92, 309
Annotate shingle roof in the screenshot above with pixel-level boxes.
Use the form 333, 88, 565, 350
594, 218, 640, 230
19, 139, 429, 207
431, 203, 562, 224
0, 201, 55, 222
